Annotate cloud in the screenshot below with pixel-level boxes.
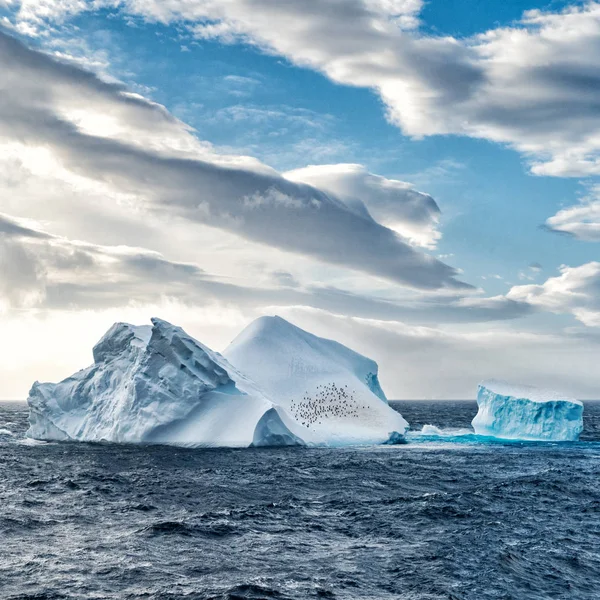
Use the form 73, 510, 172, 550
508, 262, 600, 327
0, 238, 45, 308
270, 270, 300, 288
211, 105, 331, 129
545, 186, 600, 241
0, 28, 467, 291
302, 286, 533, 324
0, 211, 526, 326
285, 163, 441, 248
13, 0, 600, 176
0, 211, 213, 310
3, 0, 87, 26
517, 263, 543, 281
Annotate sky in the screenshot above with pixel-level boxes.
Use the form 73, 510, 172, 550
0, 0, 599, 400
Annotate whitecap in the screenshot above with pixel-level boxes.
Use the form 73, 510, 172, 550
17, 437, 49, 446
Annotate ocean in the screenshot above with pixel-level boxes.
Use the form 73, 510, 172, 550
1, 400, 599, 600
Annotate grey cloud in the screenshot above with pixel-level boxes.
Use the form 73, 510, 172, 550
0, 212, 527, 325
403, 37, 484, 105
0, 238, 46, 307
0, 212, 208, 310
271, 270, 300, 288
301, 286, 533, 324
0, 27, 181, 136
0, 214, 51, 306
538, 223, 576, 238
285, 164, 442, 248
0, 213, 51, 239
0, 28, 468, 291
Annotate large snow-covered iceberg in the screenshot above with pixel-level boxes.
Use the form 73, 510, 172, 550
27, 316, 408, 447
27, 318, 303, 447
472, 380, 584, 441
224, 316, 408, 446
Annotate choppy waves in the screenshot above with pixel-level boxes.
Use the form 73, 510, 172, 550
1, 400, 599, 599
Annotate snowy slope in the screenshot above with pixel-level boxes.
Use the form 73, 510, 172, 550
224, 316, 408, 446
472, 380, 584, 441
27, 318, 303, 447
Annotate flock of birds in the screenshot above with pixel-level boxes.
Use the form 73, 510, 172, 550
289, 383, 365, 428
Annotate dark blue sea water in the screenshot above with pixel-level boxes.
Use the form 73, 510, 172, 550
1, 400, 600, 600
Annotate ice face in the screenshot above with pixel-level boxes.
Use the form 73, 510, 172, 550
224, 316, 409, 446
27, 318, 301, 447
251, 408, 306, 448
472, 380, 584, 442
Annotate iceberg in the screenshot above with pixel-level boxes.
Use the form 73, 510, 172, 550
472, 380, 584, 441
224, 316, 408, 446
27, 318, 302, 447
27, 315, 408, 448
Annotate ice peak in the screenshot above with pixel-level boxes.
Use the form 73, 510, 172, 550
149, 317, 186, 340
92, 322, 151, 364
150, 316, 169, 327
241, 315, 302, 338
224, 315, 408, 444
226, 315, 384, 394
229, 315, 373, 366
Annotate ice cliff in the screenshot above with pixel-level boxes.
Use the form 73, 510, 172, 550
472, 380, 584, 442
27, 316, 407, 447
27, 318, 302, 447
224, 316, 408, 446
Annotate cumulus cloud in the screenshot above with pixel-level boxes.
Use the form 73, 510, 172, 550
508, 262, 600, 327
0, 29, 467, 291
545, 187, 600, 241
12, 0, 599, 176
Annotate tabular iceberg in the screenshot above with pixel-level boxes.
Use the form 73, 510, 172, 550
472, 380, 584, 441
27, 316, 408, 448
224, 316, 408, 446
27, 318, 303, 447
